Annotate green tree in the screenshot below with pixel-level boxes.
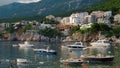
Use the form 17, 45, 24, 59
5, 26, 14, 33
42, 18, 59, 24
39, 27, 61, 38
112, 26, 120, 38
99, 23, 111, 31
90, 23, 100, 33
23, 24, 32, 32
69, 25, 80, 35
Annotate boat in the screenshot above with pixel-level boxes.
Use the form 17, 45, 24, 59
81, 54, 114, 62
18, 41, 34, 48
90, 39, 111, 47
33, 47, 56, 55
16, 58, 28, 63
61, 42, 85, 50
60, 58, 84, 65
12, 44, 19, 47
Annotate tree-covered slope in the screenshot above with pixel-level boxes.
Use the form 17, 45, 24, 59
87, 0, 120, 15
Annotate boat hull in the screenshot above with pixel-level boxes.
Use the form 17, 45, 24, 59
84, 57, 114, 62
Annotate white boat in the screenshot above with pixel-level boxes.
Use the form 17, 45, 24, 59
90, 39, 111, 47
16, 58, 28, 63
60, 58, 84, 65
18, 41, 34, 48
62, 42, 84, 50
12, 44, 19, 47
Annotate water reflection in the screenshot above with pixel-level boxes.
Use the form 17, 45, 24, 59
0, 41, 118, 68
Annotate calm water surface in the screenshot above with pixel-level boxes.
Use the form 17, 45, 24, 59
0, 41, 119, 68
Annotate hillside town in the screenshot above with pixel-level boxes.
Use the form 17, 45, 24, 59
0, 10, 120, 42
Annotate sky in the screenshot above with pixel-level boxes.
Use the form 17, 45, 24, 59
0, 0, 41, 6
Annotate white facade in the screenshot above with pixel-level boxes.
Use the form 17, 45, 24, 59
70, 12, 88, 24
46, 15, 55, 20
60, 11, 112, 26
114, 14, 120, 23
60, 17, 70, 24
84, 15, 93, 23
39, 24, 54, 29
91, 11, 112, 26
80, 23, 92, 30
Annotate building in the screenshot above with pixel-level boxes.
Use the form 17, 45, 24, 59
114, 14, 120, 24
70, 12, 88, 24
91, 11, 112, 26
60, 17, 70, 24
46, 15, 55, 20
84, 15, 93, 24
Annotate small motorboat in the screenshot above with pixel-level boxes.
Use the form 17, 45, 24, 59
12, 44, 19, 47
61, 42, 85, 50
16, 58, 28, 63
33, 47, 56, 55
18, 41, 34, 48
60, 58, 84, 65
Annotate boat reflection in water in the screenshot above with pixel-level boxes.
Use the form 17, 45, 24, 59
33, 47, 57, 55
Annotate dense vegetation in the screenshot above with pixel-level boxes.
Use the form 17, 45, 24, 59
69, 23, 120, 38
39, 27, 61, 38
86, 0, 120, 15
41, 18, 59, 24
0, 15, 43, 23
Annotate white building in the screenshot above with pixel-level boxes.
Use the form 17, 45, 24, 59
60, 17, 70, 24
80, 23, 92, 30
114, 14, 120, 24
84, 15, 93, 23
54, 17, 62, 22
91, 11, 112, 26
70, 12, 88, 24
46, 15, 55, 20
39, 24, 55, 29
60, 11, 112, 26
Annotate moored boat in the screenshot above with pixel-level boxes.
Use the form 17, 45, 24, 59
60, 58, 84, 65
16, 58, 28, 63
81, 54, 114, 62
61, 42, 85, 50
90, 39, 111, 47
18, 41, 34, 48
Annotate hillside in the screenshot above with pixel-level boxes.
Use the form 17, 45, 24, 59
87, 0, 120, 15
0, 0, 106, 19
1, 0, 120, 22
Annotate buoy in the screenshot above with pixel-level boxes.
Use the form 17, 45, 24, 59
53, 61, 58, 65
81, 63, 88, 68
10, 64, 14, 68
